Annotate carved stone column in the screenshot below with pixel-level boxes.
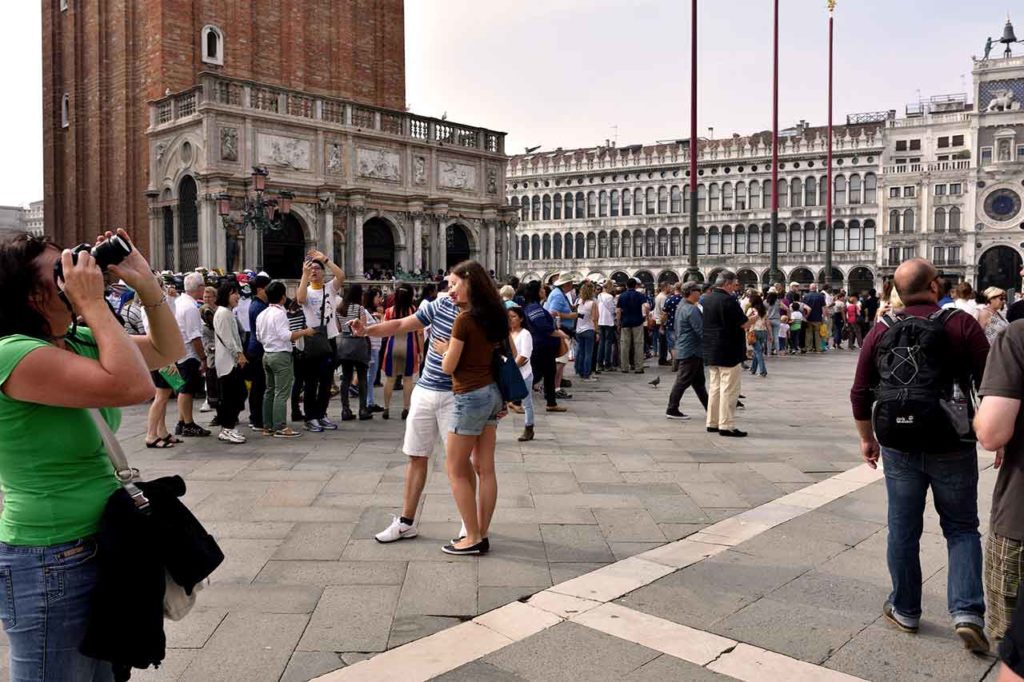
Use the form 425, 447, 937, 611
321, 203, 334, 266
487, 221, 497, 273
413, 214, 423, 273
354, 210, 365, 277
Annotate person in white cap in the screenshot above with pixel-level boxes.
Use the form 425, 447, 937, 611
546, 273, 577, 397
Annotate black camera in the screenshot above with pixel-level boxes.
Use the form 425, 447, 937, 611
53, 236, 133, 285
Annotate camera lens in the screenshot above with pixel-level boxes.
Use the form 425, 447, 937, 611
90, 236, 132, 270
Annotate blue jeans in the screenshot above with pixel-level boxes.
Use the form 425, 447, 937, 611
451, 383, 503, 436
574, 330, 596, 378
366, 350, 378, 407
749, 330, 767, 376
598, 325, 616, 368
881, 447, 984, 628
522, 372, 535, 427
0, 538, 114, 681
768, 320, 781, 353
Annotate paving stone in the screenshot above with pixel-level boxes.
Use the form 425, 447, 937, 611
771, 568, 890, 618
131, 648, 198, 681
478, 586, 545, 614
280, 651, 347, 682
478, 557, 552, 588
569, 462, 624, 483
210, 538, 282, 584
298, 586, 401, 653
549, 562, 607, 584
677, 482, 751, 509
658, 523, 706, 540
484, 622, 660, 681
540, 524, 615, 563
272, 522, 355, 560
609, 542, 665, 560
164, 609, 228, 649
396, 561, 478, 617
527, 472, 582, 494
434, 660, 527, 681
639, 493, 710, 524
388, 615, 465, 649
182, 612, 309, 682
256, 560, 407, 586
593, 509, 667, 543
202, 521, 295, 539
773, 509, 884, 547
198, 583, 323, 614
731, 527, 852, 570
623, 654, 732, 680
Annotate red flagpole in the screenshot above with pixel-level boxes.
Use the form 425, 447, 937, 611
826, 0, 835, 288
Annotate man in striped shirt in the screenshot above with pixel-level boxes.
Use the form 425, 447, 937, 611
351, 274, 460, 543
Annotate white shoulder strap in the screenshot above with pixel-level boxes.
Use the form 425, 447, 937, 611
89, 409, 151, 512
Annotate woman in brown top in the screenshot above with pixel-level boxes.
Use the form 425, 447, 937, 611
437, 260, 509, 555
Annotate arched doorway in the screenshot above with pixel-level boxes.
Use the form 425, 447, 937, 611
978, 246, 1023, 292
817, 267, 843, 290
737, 268, 758, 290
848, 267, 875, 295
446, 223, 471, 269
658, 270, 680, 286
162, 206, 174, 271
262, 213, 306, 279
789, 267, 815, 288
634, 270, 655, 294
178, 176, 199, 271
363, 217, 396, 274
610, 271, 629, 286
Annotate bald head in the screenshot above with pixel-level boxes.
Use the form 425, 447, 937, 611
894, 258, 939, 305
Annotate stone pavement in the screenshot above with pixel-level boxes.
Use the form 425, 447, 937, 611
0, 349, 1002, 681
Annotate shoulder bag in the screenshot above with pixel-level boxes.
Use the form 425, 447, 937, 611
494, 339, 529, 402
336, 305, 371, 365
303, 288, 333, 362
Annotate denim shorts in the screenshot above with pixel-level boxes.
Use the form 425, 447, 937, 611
451, 383, 504, 436
0, 537, 113, 681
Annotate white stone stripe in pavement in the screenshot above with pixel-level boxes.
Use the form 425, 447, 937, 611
314, 462, 884, 681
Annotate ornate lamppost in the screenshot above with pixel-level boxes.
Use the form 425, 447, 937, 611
217, 166, 294, 272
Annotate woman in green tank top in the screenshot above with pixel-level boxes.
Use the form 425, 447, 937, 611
0, 230, 184, 679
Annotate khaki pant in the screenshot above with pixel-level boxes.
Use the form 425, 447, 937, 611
707, 364, 742, 431
805, 322, 823, 352
619, 325, 644, 372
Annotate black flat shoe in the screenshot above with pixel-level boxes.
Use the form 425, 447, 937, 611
441, 539, 488, 556
706, 427, 719, 433
719, 429, 748, 438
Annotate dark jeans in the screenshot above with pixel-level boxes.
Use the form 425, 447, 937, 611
532, 346, 558, 407
215, 366, 248, 430
304, 348, 336, 421
340, 360, 368, 413
598, 325, 617, 368
667, 356, 709, 413
291, 350, 306, 417
881, 447, 984, 627
245, 352, 266, 427
657, 325, 669, 364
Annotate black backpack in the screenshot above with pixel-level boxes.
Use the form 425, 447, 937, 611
871, 309, 972, 453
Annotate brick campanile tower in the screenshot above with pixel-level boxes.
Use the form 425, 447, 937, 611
42, 0, 407, 255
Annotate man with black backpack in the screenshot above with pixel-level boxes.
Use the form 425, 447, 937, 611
850, 258, 991, 654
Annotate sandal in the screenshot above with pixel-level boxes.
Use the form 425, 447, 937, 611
145, 436, 174, 449
162, 434, 184, 444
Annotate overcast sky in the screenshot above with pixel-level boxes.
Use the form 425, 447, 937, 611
0, 1, 1012, 206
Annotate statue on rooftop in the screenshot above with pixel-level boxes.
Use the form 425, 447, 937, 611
985, 36, 994, 60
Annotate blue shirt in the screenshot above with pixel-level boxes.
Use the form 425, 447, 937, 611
246, 298, 268, 357
803, 292, 826, 322
674, 300, 704, 360
663, 294, 682, 325
544, 288, 574, 333
617, 290, 646, 328
414, 296, 459, 392
525, 303, 558, 352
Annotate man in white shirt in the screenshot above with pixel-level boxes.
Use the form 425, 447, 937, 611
596, 280, 617, 371
295, 250, 345, 431
654, 282, 670, 365
174, 272, 211, 437
256, 281, 314, 437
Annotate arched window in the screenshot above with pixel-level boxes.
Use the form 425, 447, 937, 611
531, 195, 541, 221
697, 227, 708, 255
749, 180, 761, 210
708, 226, 720, 255
903, 208, 915, 233
776, 224, 787, 253
511, 196, 520, 212
762, 180, 770, 209
697, 184, 707, 212
864, 220, 876, 250
849, 174, 862, 204
542, 195, 551, 220
610, 190, 619, 217
610, 231, 620, 258
646, 188, 656, 215
934, 207, 947, 233
520, 197, 529, 221
658, 187, 669, 214
576, 232, 585, 258
834, 175, 847, 206
553, 193, 562, 220
519, 235, 529, 261
889, 209, 900, 234
587, 233, 597, 258
531, 234, 540, 260
553, 233, 563, 259
564, 193, 574, 219
576, 192, 585, 218
599, 231, 609, 258
564, 232, 574, 259
817, 222, 827, 252
682, 228, 689, 255
761, 224, 771, 254
804, 177, 816, 206
599, 190, 608, 217
622, 189, 632, 217
735, 225, 746, 254
202, 25, 224, 66
864, 173, 877, 203
949, 206, 961, 232
670, 228, 681, 256
709, 183, 720, 212
587, 192, 597, 218
833, 221, 847, 252
634, 189, 644, 215
748, 225, 759, 253
722, 182, 734, 211
671, 186, 682, 213
722, 225, 734, 255
849, 219, 862, 251
735, 182, 747, 210
622, 230, 632, 258
803, 222, 816, 252
635, 229, 646, 257
778, 179, 789, 208
542, 234, 551, 259
789, 224, 801, 252
791, 178, 802, 208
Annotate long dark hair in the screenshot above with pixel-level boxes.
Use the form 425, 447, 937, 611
450, 260, 508, 343
362, 287, 380, 313
749, 292, 766, 319
522, 280, 543, 305
0, 233, 62, 340
339, 283, 363, 317
392, 285, 414, 318
215, 281, 239, 307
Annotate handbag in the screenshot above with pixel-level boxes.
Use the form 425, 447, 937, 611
304, 288, 332, 362
88, 411, 209, 621
494, 341, 529, 402
336, 305, 371, 365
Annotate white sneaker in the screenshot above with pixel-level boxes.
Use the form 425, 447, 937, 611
227, 429, 246, 443
374, 516, 418, 543
200, 401, 212, 413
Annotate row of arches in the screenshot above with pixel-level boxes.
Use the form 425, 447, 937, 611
887, 207, 962, 234
516, 220, 877, 261
511, 173, 878, 222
